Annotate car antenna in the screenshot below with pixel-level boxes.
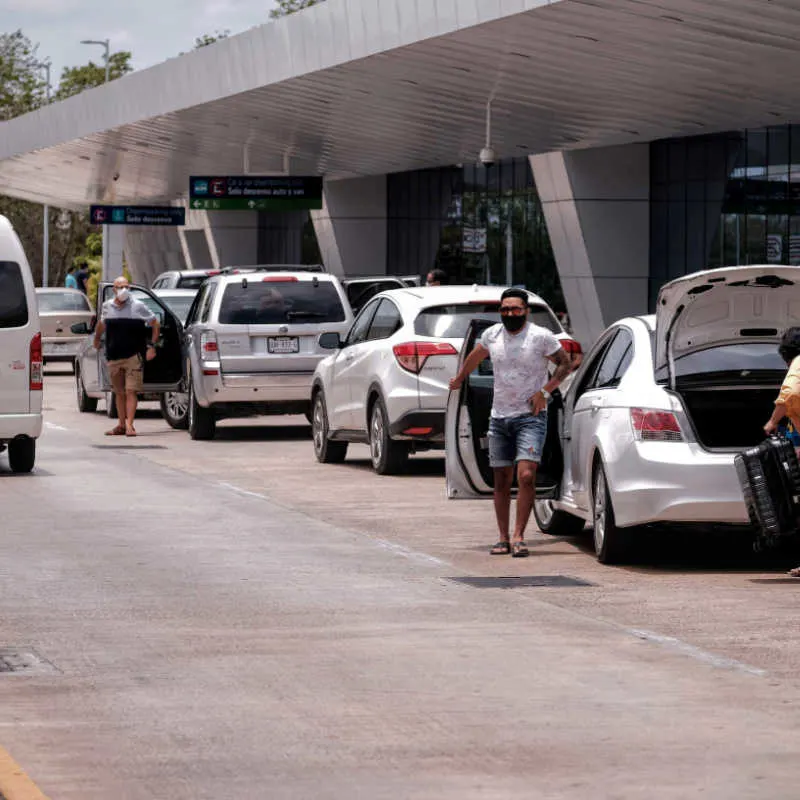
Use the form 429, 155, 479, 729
242, 277, 248, 289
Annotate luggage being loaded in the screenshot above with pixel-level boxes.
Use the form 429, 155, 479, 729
735, 435, 800, 551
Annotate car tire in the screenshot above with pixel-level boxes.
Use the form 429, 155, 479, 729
160, 391, 189, 430
369, 397, 408, 476
592, 461, 627, 565
75, 366, 98, 413
106, 392, 118, 419
188, 377, 216, 441
312, 391, 348, 464
533, 499, 585, 536
8, 437, 35, 474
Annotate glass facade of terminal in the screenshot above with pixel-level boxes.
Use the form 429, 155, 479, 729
651, 125, 800, 306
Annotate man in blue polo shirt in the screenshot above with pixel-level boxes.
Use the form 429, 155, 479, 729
93, 277, 160, 437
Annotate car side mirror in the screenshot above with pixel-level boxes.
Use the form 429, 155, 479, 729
71, 322, 90, 335
319, 332, 342, 350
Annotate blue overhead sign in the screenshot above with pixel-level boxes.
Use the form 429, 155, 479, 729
90, 206, 186, 226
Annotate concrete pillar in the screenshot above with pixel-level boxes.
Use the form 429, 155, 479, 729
124, 227, 187, 287
204, 210, 259, 269
179, 229, 215, 271
102, 225, 125, 283
311, 176, 387, 278
530, 144, 650, 348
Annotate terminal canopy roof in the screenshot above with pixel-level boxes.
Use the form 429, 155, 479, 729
1, 0, 798, 209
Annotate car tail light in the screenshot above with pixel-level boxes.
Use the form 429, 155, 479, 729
404, 427, 434, 436
630, 408, 683, 442
393, 341, 458, 374
206, 270, 221, 276
30, 333, 43, 391
560, 338, 582, 356
200, 331, 218, 359
262, 276, 298, 283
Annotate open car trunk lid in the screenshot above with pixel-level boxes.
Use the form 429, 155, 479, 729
655, 265, 800, 383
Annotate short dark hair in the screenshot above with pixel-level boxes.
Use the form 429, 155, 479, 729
78, 261, 88, 270
500, 288, 529, 305
67, 265, 75, 273
779, 327, 800, 364
428, 268, 448, 285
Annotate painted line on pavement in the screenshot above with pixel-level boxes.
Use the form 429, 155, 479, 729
0, 746, 50, 799
44, 422, 69, 432
628, 629, 766, 676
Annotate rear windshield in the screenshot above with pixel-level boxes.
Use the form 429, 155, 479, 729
159, 295, 195, 324
177, 275, 210, 290
346, 279, 404, 308
655, 342, 786, 383
414, 303, 560, 338
218, 281, 346, 325
0, 262, 29, 329
37, 291, 91, 313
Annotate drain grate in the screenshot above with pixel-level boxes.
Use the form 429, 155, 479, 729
91, 445, 167, 451
447, 575, 594, 589
0, 649, 59, 675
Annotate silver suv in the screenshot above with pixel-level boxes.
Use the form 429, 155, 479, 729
183, 271, 353, 440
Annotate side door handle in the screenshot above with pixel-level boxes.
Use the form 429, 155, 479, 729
590, 399, 604, 413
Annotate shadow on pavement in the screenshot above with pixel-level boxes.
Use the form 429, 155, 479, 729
211, 425, 313, 443
334, 457, 446, 478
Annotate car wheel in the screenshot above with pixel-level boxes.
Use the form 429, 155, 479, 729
312, 391, 347, 464
106, 392, 118, 419
188, 377, 215, 441
8, 437, 35, 474
533, 499, 585, 536
75, 366, 98, 413
160, 391, 189, 430
592, 462, 627, 565
369, 397, 408, 475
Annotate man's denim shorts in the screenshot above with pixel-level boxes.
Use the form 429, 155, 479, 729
488, 413, 548, 468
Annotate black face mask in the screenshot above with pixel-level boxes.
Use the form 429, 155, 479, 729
501, 315, 526, 333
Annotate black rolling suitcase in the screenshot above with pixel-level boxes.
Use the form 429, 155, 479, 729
735, 436, 800, 551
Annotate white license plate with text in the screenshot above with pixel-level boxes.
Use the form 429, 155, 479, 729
267, 337, 300, 354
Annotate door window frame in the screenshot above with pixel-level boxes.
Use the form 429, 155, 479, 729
345, 299, 381, 346
365, 298, 403, 342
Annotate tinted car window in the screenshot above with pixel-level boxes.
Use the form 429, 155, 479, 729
199, 284, 217, 324
654, 342, 786, 383
218, 281, 346, 325
0, 262, 28, 329
367, 299, 403, 341
346, 280, 404, 310
346, 300, 379, 346
415, 303, 560, 338
177, 275, 210, 290
160, 295, 195, 324
594, 329, 633, 388
37, 291, 91, 313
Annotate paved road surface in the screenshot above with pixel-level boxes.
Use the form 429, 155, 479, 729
0, 372, 798, 798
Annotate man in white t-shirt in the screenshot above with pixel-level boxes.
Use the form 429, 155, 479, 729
450, 288, 572, 557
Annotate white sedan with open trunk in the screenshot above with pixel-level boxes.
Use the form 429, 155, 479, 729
447, 265, 794, 564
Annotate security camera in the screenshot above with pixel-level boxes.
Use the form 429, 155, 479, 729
479, 146, 497, 167
113, 173, 120, 182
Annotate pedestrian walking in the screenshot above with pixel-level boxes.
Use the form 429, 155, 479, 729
65, 266, 79, 290
93, 277, 160, 438
449, 288, 572, 557
75, 261, 90, 295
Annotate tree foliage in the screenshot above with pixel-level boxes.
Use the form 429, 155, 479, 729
55, 51, 133, 101
0, 31, 45, 120
194, 31, 230, 49
270, 0, 324, 19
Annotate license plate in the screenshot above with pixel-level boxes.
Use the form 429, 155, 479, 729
49, 343, 68, 354
267, 336, 299, 354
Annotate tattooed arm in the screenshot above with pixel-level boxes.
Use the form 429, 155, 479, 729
530, 347, 572, 415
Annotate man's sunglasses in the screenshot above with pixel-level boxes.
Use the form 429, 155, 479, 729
499, 306, 527, 316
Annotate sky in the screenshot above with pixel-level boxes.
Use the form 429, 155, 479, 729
1, 0, 281, 86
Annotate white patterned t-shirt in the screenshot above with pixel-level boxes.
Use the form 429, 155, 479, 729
479, 322, 562, 419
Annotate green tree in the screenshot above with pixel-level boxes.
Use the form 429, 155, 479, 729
0, 31, 45, 121
269, 0, 324, 18
54, 50, 133, 101
194, 31, 230, 49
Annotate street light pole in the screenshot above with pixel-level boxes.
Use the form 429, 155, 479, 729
35, 61, 52, 287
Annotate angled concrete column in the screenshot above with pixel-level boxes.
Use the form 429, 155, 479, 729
204, 210, 259, 269
124, 227, 187, 287
312, 176, 387, 278
531, 144, 650, 348
179, 229, 214, 271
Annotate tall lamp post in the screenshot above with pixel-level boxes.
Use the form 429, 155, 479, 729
34, 60, 52, 287
80, 39, 111, 279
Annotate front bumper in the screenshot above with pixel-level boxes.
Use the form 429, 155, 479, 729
608, 441, 748, 527
0, 413, 43, 442
195, 369, 314, 408
389, 409, 446, 441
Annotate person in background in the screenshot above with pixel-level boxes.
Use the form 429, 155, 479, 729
65, 266, 79, 290
426, 268, 448, 287
75, 261, 90, 295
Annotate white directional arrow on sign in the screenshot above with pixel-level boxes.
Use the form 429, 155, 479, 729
248, 200, 256, 209
192, 200, 203, 209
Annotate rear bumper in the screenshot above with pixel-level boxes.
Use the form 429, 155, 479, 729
0, 414, 43, 442
195, 370, 314, 408
389, 409, 446, 441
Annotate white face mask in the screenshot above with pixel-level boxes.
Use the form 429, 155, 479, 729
115, 288, 130, 303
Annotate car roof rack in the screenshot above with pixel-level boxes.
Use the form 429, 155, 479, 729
219, 263, 326, 275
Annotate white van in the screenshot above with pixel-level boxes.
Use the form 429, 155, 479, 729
0, 216, 42, 473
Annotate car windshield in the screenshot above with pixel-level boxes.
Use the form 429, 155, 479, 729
346, 280, 404, 309
159, 295, 195, 324
218, 281, 346, 325
0, 262, 28, 329
176, 275, 211, 290
37, 291, 91, 313
414, 303, 560, 338
654, 342, 786, 383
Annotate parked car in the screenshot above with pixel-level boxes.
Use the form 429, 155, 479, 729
0, 215, 42, 473
342, 277, 406, 314
182, 271, 353, 440
73, 284, 184, 420
155, 288, 198, 325
312, 285, 581, 474
151, 270, 222, 290
446, 265, 793, 564
36, 288, 93, 373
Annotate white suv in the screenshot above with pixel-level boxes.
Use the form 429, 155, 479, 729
0, 216, 43, 473
311, 285, 580, 474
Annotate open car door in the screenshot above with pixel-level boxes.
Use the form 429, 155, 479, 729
445, 318, 566, 500
96, 284, 185, 392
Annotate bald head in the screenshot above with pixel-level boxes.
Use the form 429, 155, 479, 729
113, 277, 129, 290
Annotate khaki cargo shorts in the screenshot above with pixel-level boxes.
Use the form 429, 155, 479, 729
109, 354, 144, 393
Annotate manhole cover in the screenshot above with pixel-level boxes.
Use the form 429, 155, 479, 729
91, 445, 167, 451
447, 575, 594, 589
0, 649, 58, 675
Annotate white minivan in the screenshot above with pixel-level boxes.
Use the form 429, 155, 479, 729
0, 215, 42, 473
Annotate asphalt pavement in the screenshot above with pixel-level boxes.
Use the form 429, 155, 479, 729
1, 370, 800, 799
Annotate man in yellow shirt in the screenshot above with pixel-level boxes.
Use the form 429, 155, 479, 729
764, 328, 800, 436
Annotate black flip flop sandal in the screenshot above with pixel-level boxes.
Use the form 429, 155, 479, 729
511, 541, 530, 558
490, 541, 511, 555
